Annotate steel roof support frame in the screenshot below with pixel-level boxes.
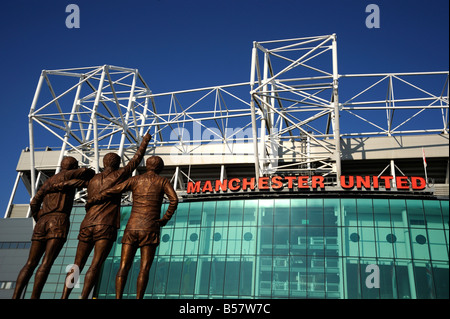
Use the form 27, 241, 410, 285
250, 34, 340, 180
27, 65, 151, 196
20, 35, 449, 205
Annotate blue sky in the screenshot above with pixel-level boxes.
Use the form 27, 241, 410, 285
0, 0, 448, 211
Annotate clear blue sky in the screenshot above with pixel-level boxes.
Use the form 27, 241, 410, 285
0, 0, 448, 211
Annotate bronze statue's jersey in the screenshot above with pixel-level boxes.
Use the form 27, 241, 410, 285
30, 168, 95, 221
81, 134, 151, 229
95, 171, 178, 232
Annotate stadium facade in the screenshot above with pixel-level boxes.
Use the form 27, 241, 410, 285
1, 35, 448, 299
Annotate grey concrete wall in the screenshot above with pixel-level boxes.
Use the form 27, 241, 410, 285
0, 218, 33, 299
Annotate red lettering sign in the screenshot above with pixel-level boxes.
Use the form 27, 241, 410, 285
186, 175, 428, 194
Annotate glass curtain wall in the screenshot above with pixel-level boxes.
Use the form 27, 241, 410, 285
91, 198, 448, 299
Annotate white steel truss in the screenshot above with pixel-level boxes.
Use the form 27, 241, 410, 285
23, 35, 449, 202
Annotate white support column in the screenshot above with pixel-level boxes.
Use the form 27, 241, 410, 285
118, 70, 137, 161
331, 34, 342, 187
91, 67, 107, 173
26, 171, 42, 218
220, 164, 227, 183
173, 166, 185, 191
260, 51, 269, 174
4, 172, 22, 218
250, 43, 261, 180
28, 72, 45, 198
390, 159, 397, 188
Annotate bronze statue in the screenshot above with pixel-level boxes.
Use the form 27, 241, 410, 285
12, 156, 95, 299
59, 133, 152, 299
86, 155, 178, 299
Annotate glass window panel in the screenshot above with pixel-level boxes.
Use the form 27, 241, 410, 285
171, 228, 187, 255
229, 200, 244, 226
373, 198, 391, 227
224, 257, 240, 296
392, 227, 410, 259
273, 226, 289, 255
432, 261, 449, 299
406, 200, 426, 228
423, 200, 444, 229
290, 199, 307, 226
113, 234, 123, 256
274, 199, 290, 226
375, 227, 394, 258
308, 226, 324, 256
242, 226, 257, 255
427, 229, 448, 261
215, 201, 230, 226
272, 257, 289, 297
209, 256, 225, 295
324, 227, 339, 257
413, 261, 436, 299
360, 258, 380, 299
389, 199, 407, 228
173, 203, 189, 227
359, 227, 376, 258
166, 257, 183, 294
394, 260, 412, 299
325, 257, 341, 298
440, 200, 449, 230
195, 257, 212, 295
308, 255, 325, 298
180, 257, 197, 296
185, 227, 200, 255
341, 198, 357, 227
323, 198, 339, 226
258, 227, 273, 255
199, 227, 213, 255
243, 200, 258, 226
107, 257, 121, 295
188, 202, 203, 226
290, 226, 306, 254
378, 260, 396, 299
226, 227, 242, 255
290, 255, 307, 298
239, 256, 255, 296
344, 226, 360, 257
152, 257, 170, 294
258, 256, 272, 297
357, 199, 374, 227
159, 227, 174, 256
212, 227, 228, 255
409, 229, 430, 260
120, 206, 132, 228
307, 198, 323, 226
202, 201, 216, 227
259, 199, 274, 226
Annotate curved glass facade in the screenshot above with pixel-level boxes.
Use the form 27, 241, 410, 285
94, 197, 449, 299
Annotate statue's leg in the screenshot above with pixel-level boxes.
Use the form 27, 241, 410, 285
12, 240, 46, 299
136, 244, 157, 299
61, 240, 94, 299
80, 239, 113, 299
30, 238, 65, 299
115, 243, 138, 299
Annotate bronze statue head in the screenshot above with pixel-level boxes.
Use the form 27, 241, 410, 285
146, 156, 164, 174
103, 153, 121, 170
60, 156, 79, 170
